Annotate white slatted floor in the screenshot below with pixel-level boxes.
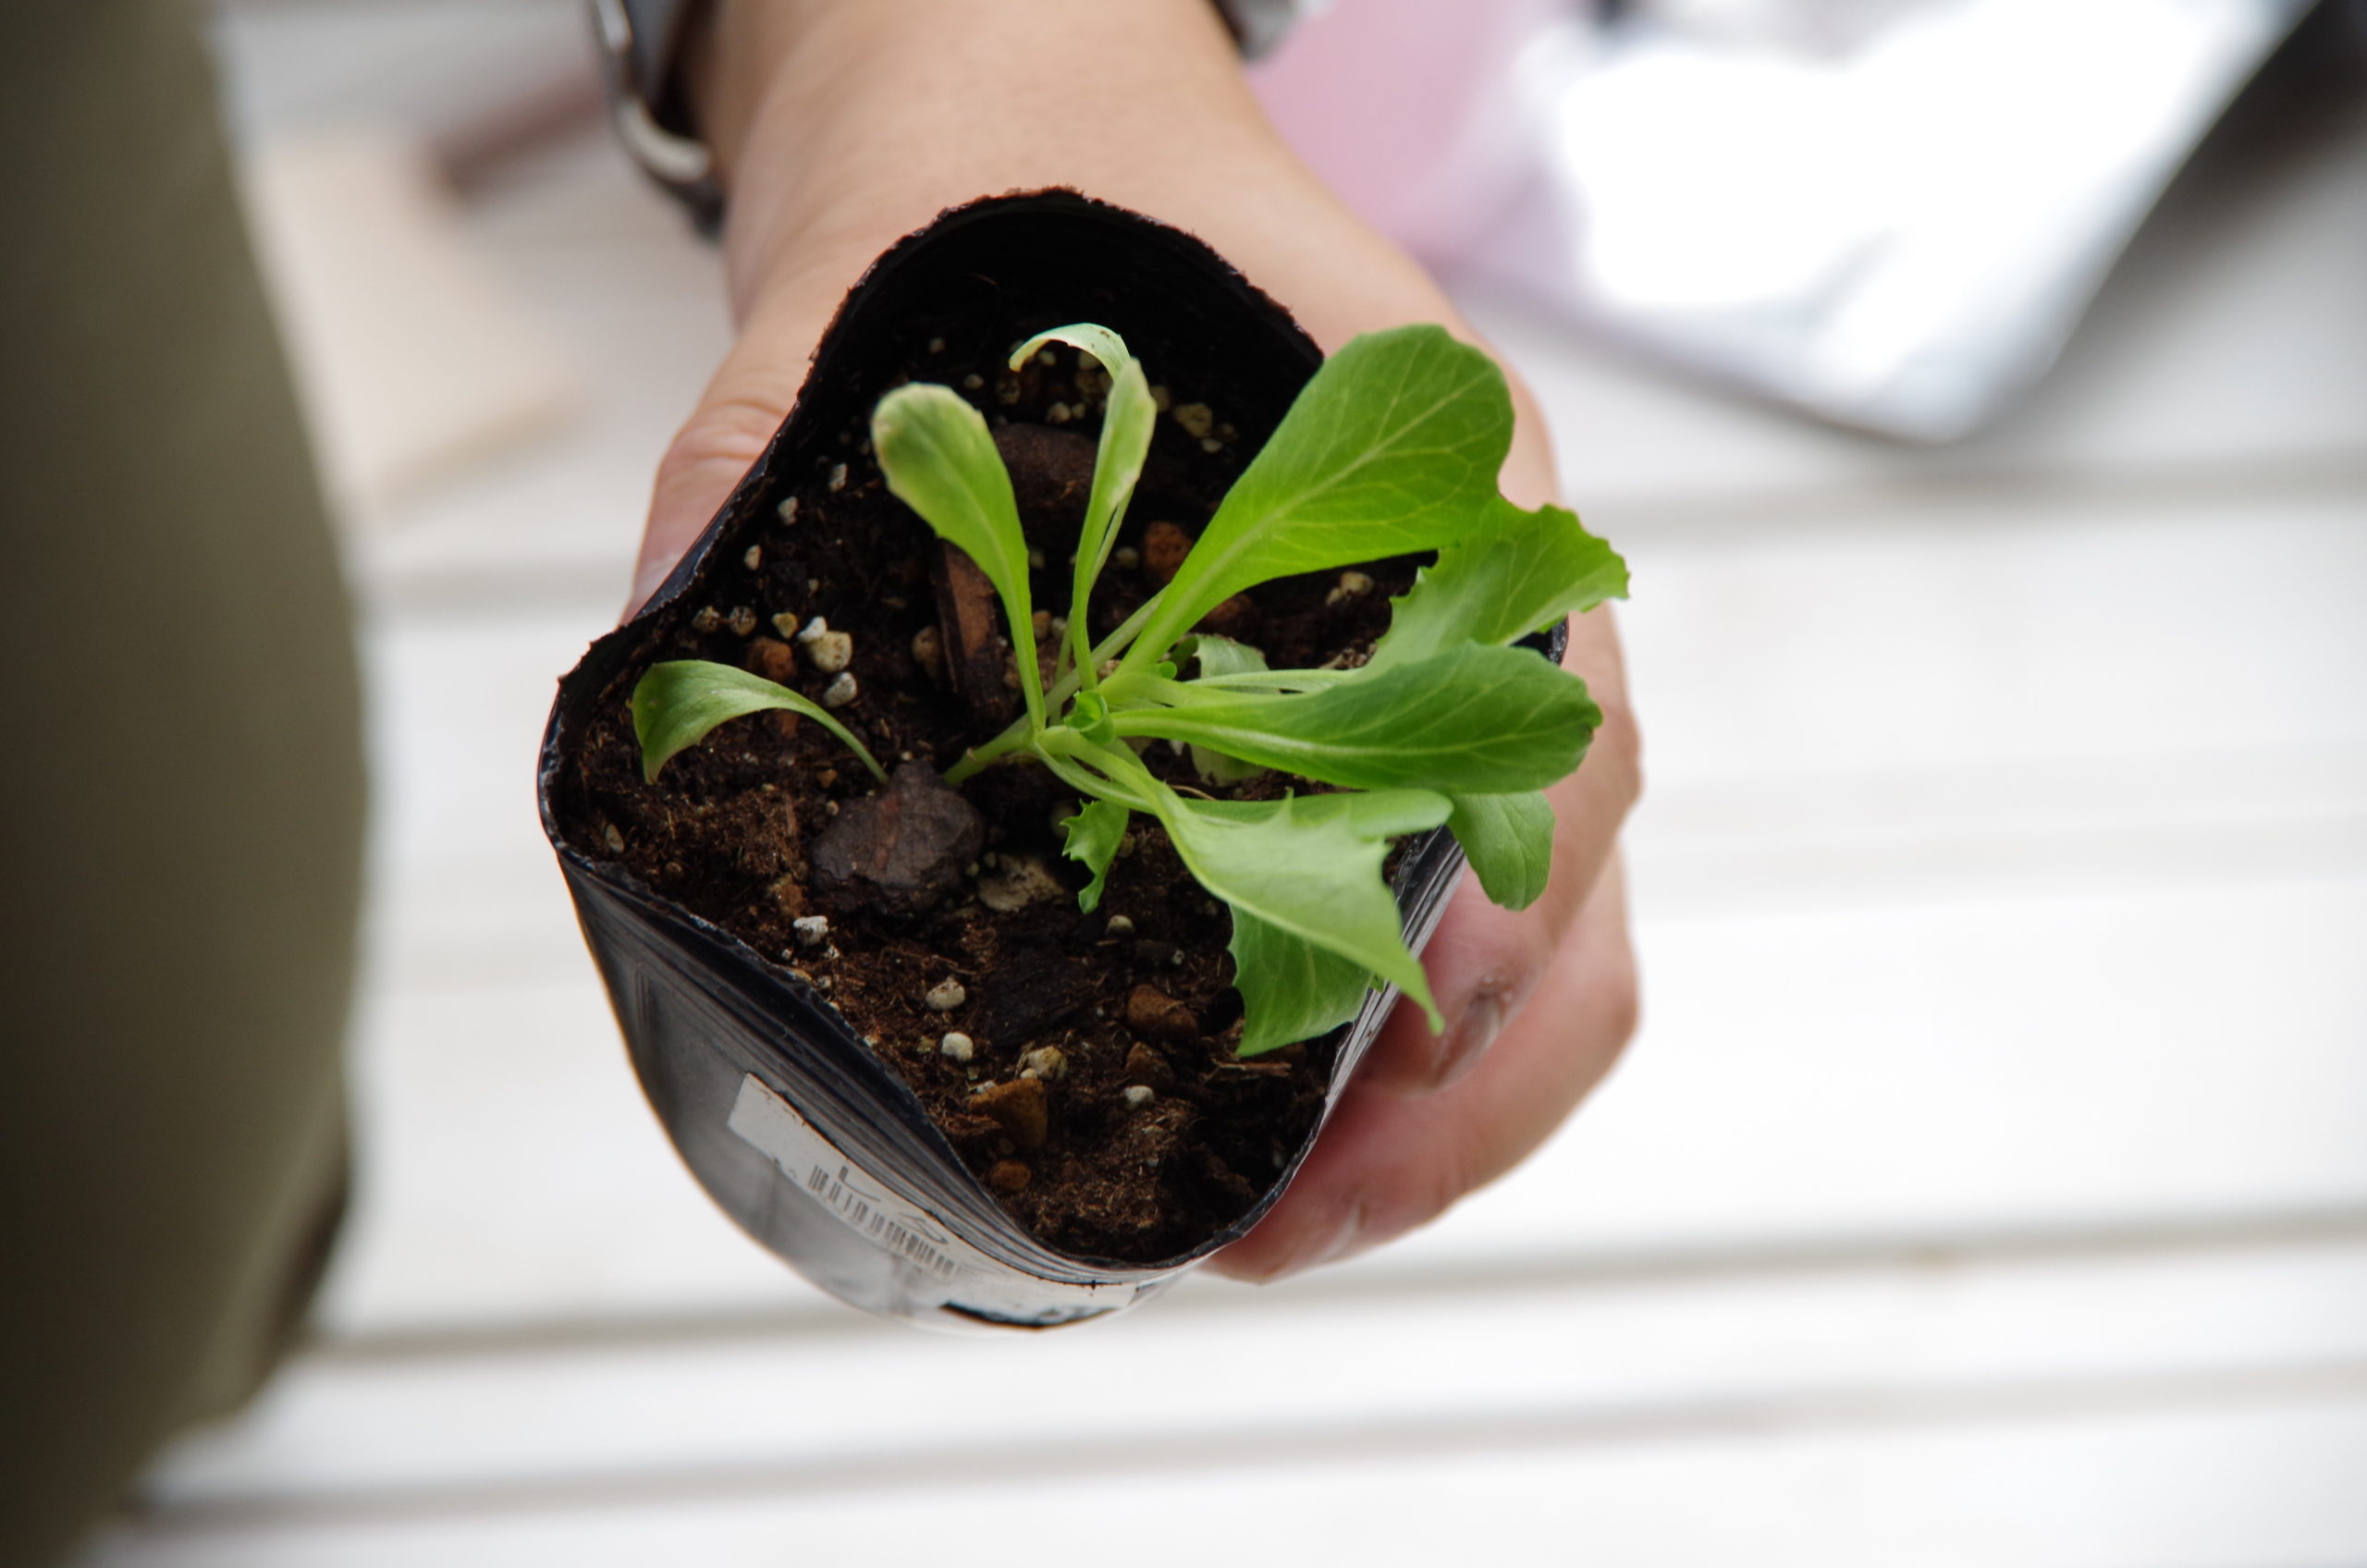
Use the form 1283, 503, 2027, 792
89, 16, 2367, 1562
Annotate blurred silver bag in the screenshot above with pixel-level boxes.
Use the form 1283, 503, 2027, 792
1257, 0, 2318, 439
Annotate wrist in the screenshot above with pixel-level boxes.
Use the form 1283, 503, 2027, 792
688, 0, 1303, 317
665, 0, 1552, 509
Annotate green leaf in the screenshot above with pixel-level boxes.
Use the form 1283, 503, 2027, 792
1228, 913, 1376, 1057
1369, 497, 1629, 671
1120, 325, 1515, 671
1070, 688, 1116, 745
1189, 747, 1265, 788
631, 660, 887, 784
1059, 798, 1130, 913
1009, 327, 1158, 681
870, 382, 1042, 726
1010, 323, 1137, 389
1113, 643, 1600, 794
1447, 790, 1555, 911
1184, 635, 1268, 784
1185, 633, 1270, 680
1143, 784, 1452, 1045
1176, 668, 1354, 693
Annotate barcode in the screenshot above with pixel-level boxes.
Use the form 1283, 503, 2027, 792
806, 1164, 962, 1280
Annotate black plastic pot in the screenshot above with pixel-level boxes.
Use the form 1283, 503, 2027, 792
538, 190, 1549, 1329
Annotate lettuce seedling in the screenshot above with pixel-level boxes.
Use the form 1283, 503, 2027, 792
632, 324, 1625, 1055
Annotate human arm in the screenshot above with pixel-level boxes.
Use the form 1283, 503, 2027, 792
641, 0, 1642, 1279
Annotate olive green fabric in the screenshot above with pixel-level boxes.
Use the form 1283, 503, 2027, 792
0, 3, 365, 1562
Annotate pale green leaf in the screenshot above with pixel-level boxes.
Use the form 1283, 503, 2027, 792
1070, 688, 1116, 745
1448, 790, 1555, 911
1174, 668, 1354, 693
1120, 325, 1514, 671
1144, 784, 1451, 1041
1184, 635, 1268, 784
1010, 325, 1159, 687
1228, 913, 1376, 1057
1189, 746, 1266, 788
1185, 633, 1270, 680
1369, 497, 1629, 671
1009, 323, 1134, 382
870, 382, 1042, 725
631, 660, 887, 783
1112, 643, 1600, 794
1059, 798, 1130, 913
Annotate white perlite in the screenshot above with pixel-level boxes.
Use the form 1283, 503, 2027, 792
795, 616, 852, 672
938, 1032, 974, 1062
1019, 1046, 1069, 1082
976, 854, 1065, 913
803, 629, 854, 673
820, 672, 858, 707
1326, 570, 1375, 606
924, 979, 967, 1011
791, 915, 829, 949
1122, 1084, 1156, 1109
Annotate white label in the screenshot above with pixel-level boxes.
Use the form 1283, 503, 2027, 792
726, 1073, 1141, 1317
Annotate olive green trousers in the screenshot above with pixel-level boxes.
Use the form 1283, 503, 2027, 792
0, 4, 365, 1562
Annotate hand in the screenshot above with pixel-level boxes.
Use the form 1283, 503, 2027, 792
647, 0, 1641, 1281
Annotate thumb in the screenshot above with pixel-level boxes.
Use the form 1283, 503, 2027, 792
626, 289, 837, 619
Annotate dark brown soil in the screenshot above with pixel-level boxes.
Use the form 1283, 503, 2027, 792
559, 334, 1418, 1262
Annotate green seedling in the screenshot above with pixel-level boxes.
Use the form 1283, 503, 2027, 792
632, 323, 1626, 1055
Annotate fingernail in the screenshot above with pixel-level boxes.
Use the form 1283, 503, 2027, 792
1432, 989, 1504, 1091
624, 568, 665, 622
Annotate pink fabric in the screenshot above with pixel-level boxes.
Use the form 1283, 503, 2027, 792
1247, 0, 1574, 273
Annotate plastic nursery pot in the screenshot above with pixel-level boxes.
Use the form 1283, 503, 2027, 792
538, 190, 1561, 1330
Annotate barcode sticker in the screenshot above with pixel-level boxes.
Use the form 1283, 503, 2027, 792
799, 1159, 963, 1280
728, 1074, 982, 1281
725, 1073, 1140, 1317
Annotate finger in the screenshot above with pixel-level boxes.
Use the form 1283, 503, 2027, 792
1353, 604, 1637, 1095
625, 288, 840, 619
1208, 856, 1637, 1282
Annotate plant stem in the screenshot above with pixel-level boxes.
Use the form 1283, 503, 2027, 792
940, 596, 1163, 784
1033, 748, 1132, 812
940, 719, 1036, 785
1067, 548, 1104, 696
1034, 728, 1158, 812
1012, 622, 1048, 735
